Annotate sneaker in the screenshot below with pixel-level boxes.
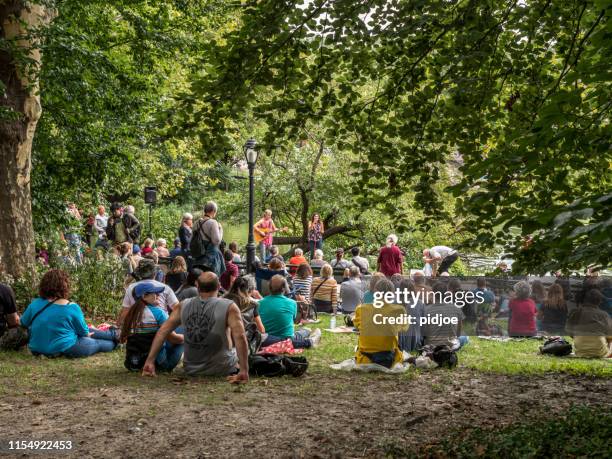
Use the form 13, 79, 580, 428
309, 328, 322, 348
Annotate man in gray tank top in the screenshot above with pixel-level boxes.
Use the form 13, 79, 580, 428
142, 272, 249, 384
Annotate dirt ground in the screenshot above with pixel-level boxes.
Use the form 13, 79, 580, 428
1, 369, 610, 458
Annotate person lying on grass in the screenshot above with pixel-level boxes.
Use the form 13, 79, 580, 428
21, 269, 119, 358
121, 281, 184, 372
566, 289, 612, 359
142, 271, 249, 384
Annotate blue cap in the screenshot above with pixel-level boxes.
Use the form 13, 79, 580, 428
134, 281, 165, 299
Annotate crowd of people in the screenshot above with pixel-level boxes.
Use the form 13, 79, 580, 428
1, 202, 609, 383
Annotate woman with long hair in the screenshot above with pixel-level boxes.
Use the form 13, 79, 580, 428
538, 283, 568, 335
307, 213, 325, 260
164, 256, 188, 292
176, 268, 202, 301
121, 281, 184, 372
21, 269, 118, 358
293, 263, 313, 303
224, 277, 265, 333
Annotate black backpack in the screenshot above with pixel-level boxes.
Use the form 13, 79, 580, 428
432, 344, 458, 368
189, 217, 209, 258
249, 354, 309, 377
540, 337, 573, 357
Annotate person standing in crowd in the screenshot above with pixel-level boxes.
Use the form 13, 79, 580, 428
288, 248, 308, 276
538, 283, 567, 335
192, 201, 226, 278
339, 266, 363, 314
169, 238, 182, 258
259, 275, 321, 348
121, 281, 184, 372
106, 203, 141, 248
155, 238, 170, 258
398, 279, 425, 352
164, 256, 188, 292
62, 202, 83, 263
83, 213, 97, 249
219, 250, 239, 291
0, 283, 28, 351
310, 264, 338, 313
566, 289, 612, 358
330, 248, 351, 270
508, 281, 537, 337
21, 269, 119, 357
307, 213, 325, 259
350, 247, 370, 275
142, 272, 250, 383
377, 234, 403, 277
423, 245, 459, 276
94, 205, 108, 239
254, 209, 285, 262
178, 213, 193, 258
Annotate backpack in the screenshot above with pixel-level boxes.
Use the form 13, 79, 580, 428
189, 216, 210, 258
295, 301, 318, 324
432, 344, 458, 368
539, 337, 572, 357
249, 354, 309, 377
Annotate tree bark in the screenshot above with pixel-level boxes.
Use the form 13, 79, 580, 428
0, 2, 53, 277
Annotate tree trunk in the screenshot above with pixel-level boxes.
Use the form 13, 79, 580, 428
0, 2, 53, 278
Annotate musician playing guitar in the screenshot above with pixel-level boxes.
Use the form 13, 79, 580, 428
253, 209, 287, 261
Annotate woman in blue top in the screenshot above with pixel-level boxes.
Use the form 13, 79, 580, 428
120, 281, 184, 372
21, 269, 118, 357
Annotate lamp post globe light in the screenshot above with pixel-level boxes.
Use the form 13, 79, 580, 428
244, 139, 258, 273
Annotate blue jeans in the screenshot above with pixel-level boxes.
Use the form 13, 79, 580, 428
63, 328, 117, 358
309, 240, 323, 259
262, 329, 311, 349
156, 341, 183, 371
457, 335, 469, 349
259, 242, 268, 262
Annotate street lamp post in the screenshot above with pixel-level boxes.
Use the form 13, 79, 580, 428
244, 139, 258, 273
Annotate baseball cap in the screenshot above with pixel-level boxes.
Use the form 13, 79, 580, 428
134, 281, 165, 299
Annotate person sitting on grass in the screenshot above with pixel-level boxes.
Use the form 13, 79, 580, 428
288, 248, 308, 277
224, 276, 265, 334
398, 279, 425, 352
142, 272, 250, 383
259, 275, 321, 348
229, 241, 241, 263
120, 259, 179, 327
508, 281, 537, 337
422, 282, 469, 350
164, 256, 188, 293
566, 289, 612, 359
121, 281, 184, 372
354, 278, 407, 368
538, 283, 568, 335
175, 268, 203, 302
293, 263, 313, 304
0, 283, 28, 351
310, 263, 338, 314
141, 238, 154, 256
310, 249, 325, 269
219, 249, 239, 292
21, 269, 118, 358
155, 238, 170, 258
340, 266, 364, 314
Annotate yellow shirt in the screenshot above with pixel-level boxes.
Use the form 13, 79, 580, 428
354, 302, 408, 366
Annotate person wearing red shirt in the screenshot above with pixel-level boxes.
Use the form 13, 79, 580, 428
288, 248, 308, 277
508, 281, 538, 337
377, 234, 403, 277
219, 250, 239, 291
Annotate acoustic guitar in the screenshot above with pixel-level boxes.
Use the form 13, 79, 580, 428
254, 226, 288, 244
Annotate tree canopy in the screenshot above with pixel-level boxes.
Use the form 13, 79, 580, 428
173, 0, 612, 274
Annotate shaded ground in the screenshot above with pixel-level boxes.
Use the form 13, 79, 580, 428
1, 367, 610, 458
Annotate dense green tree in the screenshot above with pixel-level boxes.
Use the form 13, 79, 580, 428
175, 0, 612, 274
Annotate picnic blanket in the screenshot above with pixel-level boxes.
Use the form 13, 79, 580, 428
257, 339, 303, 355
476, 335, 545, 342
330, 357, 411, 373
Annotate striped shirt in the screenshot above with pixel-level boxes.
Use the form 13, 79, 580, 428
311, 277, 338, 306
293, 276, 313, 302
130, 305, 167, 335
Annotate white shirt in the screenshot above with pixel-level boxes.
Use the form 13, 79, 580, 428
122, 280, 179, 313
94, 214, 108, 237
430, 246, 456, 260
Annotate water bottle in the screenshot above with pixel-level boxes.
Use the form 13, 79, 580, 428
330, 313, 336, 329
